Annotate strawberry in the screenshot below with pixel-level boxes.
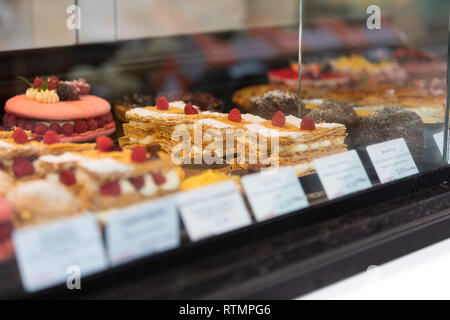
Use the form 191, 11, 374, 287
300, 116, 316, 131
96, 136, 113, 152
60, 170, 76, 186
43, 130, 60, 145
12, 157, 34, 178
100, 181, 121, 196
228, 108, 241, 122
156, 96, 169, 110
12, 128, 28, 144
271, 111, 286, 127
131, 146, 147, 163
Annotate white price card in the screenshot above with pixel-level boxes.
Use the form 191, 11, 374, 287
13, 214, 107, 293
366, 138, 418, 183
313, 150, 371, 200
433, 131, 450, 163
105, 198, 180, 266
176, 181, 251, 242
241, 166, 309, 221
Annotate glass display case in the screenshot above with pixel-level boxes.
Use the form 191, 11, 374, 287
0, 0, 448, 298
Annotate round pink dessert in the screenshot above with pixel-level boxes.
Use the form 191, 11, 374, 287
3, 94, 115, 142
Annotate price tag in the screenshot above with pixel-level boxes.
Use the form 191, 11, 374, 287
105, 198, 180, 266
176, 181, 251, 242
366, 138, 418, 183
313, 150, 371, 200
433, 131, 450, 163
241, 166, 309, 221
13, 214, 107, 293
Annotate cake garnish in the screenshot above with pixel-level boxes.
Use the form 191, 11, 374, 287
12, 128, 28, 144
184, 103, 199, 115
43, 130, 60, 145
62, 123, 74, 136
48, 123, 62, 134
60, 170, 76, 186
271, 110, 286, 127
129, 176, 145, 190
18, 76, 91, 102
96, 136, 114, 152
100, 181, 121, 196
300, 116, 316, 131
152, 172, 167, 185
131, 146, 147, 163
12, 157, 34, 178
156, 96, 169, 110
228, 108, 242, 122
74, 120, 87, 133
34, 124, 48, 135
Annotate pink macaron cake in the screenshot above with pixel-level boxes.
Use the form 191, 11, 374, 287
3, 76, 115, 143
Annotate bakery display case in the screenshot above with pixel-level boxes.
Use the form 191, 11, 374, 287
0, 0, 449, 299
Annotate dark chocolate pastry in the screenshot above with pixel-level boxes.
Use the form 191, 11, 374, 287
306, 100, 359, 129
352, 106, 424, 153
182, 92, 224, 112
120, 93, 154, 108
251, 90, 306, 119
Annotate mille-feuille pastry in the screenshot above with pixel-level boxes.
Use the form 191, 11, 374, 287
8, 180, 82, 227
0, 128, 95, 180
36, 136, 184, 212
237, 111, 348, 176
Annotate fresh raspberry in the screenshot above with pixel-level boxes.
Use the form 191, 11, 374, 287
7, 114, 17, 126
48, 122, 62, 134
79, 83, 91, 95
100, 181, 121, 196
271, 111, 286, 127
47, 76, 60, 90
152, 173, 167, 185
33, 77, 43, 89
129, 176, 145, 190
24, 120, 35, 131
62, 123, 74, 136
131, 146, 147, 163
34, 123, 48, 135
43, 130, 60, 145
86, 119, 97, 131
96, 136, 113, 152
156, 96, 169, 110
2, 114, 8, 124
17, 118, 26, 129
95, 116, 105, 128
12, 157, 34, 178
300, 116, 316, 131
12, 128, 28, 144
60, 170, 76, 186
228, 108, 242, 122
74, 120, 87, 133
104, 113, 113, 123
184, 103, 199, 115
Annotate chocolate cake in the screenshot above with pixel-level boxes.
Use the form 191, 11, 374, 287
182, 92, 224, 112
306, 100, 360, 143
352, 106, 424, 153
251, 90, 306, 120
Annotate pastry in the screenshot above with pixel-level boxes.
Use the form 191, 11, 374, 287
232, 84, 296, 112
35, 136, 184, 212
8, 180, 82, 227
114, 93, 154, 123
0, 198, 13, 263
251, 90, 306, 119
306, 100, 360, 144
181, 92, 224, 112
352, 106, 424, 153
180, 170, 240, 191
3, 76, 115, 142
